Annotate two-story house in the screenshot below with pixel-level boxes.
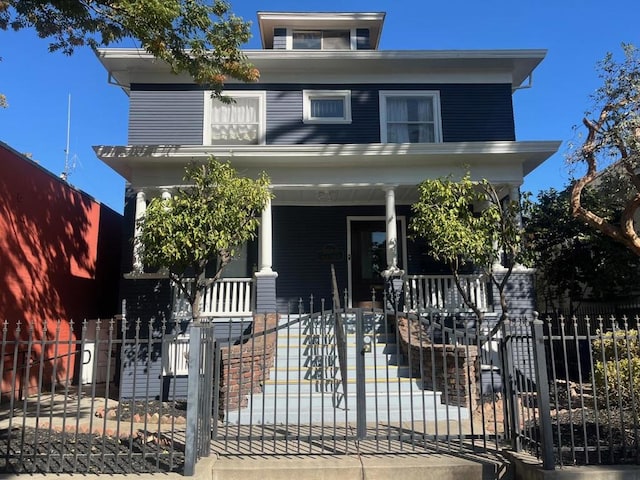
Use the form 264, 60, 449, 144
94, 11, 559, 326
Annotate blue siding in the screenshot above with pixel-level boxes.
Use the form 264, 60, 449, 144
266, 89, 379, 144
272, 205, 453, 309
129, 90, 204, 145
441, 83, 515, 142
129, 83, 515, 145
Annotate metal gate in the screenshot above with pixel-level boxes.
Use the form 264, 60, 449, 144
208, 305, 501, 456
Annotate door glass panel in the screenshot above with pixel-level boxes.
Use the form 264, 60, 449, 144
351, 220, 403, 307
360, 230, 385, 282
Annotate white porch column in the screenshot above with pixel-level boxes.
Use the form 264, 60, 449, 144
510, 184, 523, 229
510, 184, 526, 270
255, 194, 278, 312
383, 186, 403, 278
133, 190, 146, 272
258, 195, 274, 274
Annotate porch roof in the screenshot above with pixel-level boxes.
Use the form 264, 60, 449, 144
94, 141, 560, 202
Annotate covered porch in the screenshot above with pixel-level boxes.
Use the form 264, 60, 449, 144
95, 141, 555, 319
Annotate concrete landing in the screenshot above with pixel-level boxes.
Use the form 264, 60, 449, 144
201, 454, 485, 480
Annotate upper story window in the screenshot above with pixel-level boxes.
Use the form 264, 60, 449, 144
303, 90, 352, 124
203, 91, 266, 145
292, 30, 351, 50
379, 91, 442, 143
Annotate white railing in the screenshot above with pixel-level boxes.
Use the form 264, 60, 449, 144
164, 333, 190, 376
404, 274, 489, 313
172, 278, 254, 318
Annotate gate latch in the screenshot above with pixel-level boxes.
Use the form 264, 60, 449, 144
362, 335, 372, 353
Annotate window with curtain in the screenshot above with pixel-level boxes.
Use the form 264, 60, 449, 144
303, 90, 352, 123
208, 93, 264, 145
379, 91, 442, 143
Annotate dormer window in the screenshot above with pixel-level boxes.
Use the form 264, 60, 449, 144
292, 30, 351, 50
258, 12, 385, 50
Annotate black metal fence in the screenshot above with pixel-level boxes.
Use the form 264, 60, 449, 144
1, 303, 639, 474
518, 315, 640, 467
0, 316, 189, 474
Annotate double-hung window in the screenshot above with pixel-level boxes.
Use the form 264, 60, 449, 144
203, 91, 266, 145
303, 90, 352, 124
292, 30, 351, 50
379, 91, 442, 143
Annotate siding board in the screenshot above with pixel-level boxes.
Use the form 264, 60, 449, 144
129, 83, 515, 145
129, 90, 204, 145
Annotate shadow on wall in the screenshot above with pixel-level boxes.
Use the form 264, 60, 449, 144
0, 143, 122, 398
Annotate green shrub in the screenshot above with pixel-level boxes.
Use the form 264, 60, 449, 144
592, 328, 640, 408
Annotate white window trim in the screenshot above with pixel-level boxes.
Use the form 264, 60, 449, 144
379, 90, 443, 143
303, 90, 352, 124
203, 91, 267, 145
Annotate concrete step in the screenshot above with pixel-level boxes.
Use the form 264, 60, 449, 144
224, 391, 466, 425
261, 376, 423, 395
206, 454, 484, 480
272, 344, 402, 361
266, 363, 415, 380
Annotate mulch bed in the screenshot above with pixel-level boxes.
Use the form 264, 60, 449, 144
0, 425, 185, 474
0, 399, 190, 474
520, 380, 640, 465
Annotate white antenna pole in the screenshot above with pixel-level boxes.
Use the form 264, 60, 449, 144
63, 94, 71, 180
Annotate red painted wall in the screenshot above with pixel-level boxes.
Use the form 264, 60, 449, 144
0, 142, 122, 396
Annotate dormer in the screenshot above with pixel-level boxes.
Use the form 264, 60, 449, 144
257, 12, 385, 51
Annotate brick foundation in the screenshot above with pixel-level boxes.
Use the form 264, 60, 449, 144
396, 314, 479, 411
218, 313, 278, 417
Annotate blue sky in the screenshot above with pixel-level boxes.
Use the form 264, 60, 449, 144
1, 0, 639, 214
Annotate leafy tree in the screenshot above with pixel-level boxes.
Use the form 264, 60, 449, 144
410, 173, 524, 324
0, 0, 258, 99
526, 182, 640, 313
570, 44, 640, 255
139, 157, 271, 321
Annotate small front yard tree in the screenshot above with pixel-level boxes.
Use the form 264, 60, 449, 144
570, 44, 640, 255
139, 157, 271, 322
410, 173, 525, 325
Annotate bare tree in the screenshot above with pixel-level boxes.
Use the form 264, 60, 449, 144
570, 44, 640, 255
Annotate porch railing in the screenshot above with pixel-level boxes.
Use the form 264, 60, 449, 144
404, 274, 489, 312
172, 277, 254, 318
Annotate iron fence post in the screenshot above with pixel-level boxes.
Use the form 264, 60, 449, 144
184, 323, 202, 476
355, 308, 367, 439
531, 313, 555, 470
500, 317, 519, 450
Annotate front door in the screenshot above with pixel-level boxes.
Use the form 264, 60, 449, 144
349, 219, 404, 307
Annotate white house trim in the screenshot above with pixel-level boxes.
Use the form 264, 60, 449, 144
96, 48, 547, 91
